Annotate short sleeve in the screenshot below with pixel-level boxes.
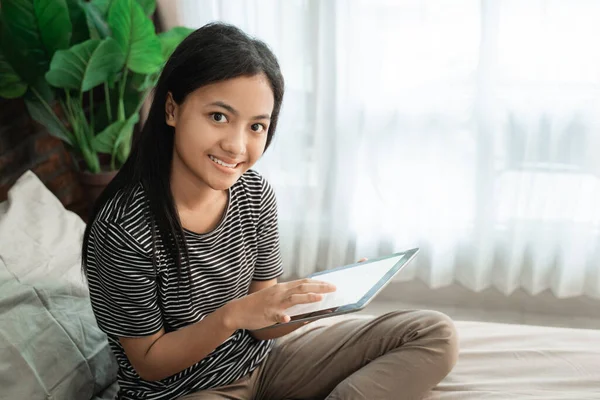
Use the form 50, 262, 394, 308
253, 178, 284, 281
86, 219, 163, 337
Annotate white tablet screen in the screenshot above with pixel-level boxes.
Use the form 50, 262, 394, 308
284, 254, 405, 317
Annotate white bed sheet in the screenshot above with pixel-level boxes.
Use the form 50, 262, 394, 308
426, 320, 600, 399
94, 319, 600, 399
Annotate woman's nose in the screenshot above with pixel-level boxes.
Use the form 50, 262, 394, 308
220, 126, 246, 156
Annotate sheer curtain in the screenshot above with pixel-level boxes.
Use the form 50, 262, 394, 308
176, 0, 600, 299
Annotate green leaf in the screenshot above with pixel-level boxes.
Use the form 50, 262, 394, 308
117, 130, 133, 163
158, 26, 194, 59
24, 89, 73, 146
130, 71, 159, 92
105, 70, 122, 89
92, 112, 138, 154
46, 38, 125, 92
35, 0, 72, 55
115, 113, 139, 163
93, 81, 140, 133
0, 50, 27, 98
129, 72, 147, 91
93, 120, 126, 153
81, 145, 101, 173
135, 0, 156, 16
66, 0, 90, 43
80, 0, 111, 39
0, 0, 48, 81
123, 83, 143, 116
108, 0, 163, 74
1, 0, 72, 83
31, 77, 54, 104
92, 0, 112, 16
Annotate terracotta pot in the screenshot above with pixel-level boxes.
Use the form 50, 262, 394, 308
78, 169, 118, 210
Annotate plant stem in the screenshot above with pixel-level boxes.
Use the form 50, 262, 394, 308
67, 91, 85, 145
59, 98, 70, 123
104, 82, 112, 121
118, 70, 128, 121
30, 87, 73, 145
65, 90, 73, 118
89, 89, 95, 136
67, 90, 100, 173
65, 90, 81, 145
77, 98, 93, 151
78, 89, 91, 136
59, 97, 79, 149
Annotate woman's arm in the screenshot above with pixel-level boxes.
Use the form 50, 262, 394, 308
121, 278, 335, 380
119, 303, 238, 382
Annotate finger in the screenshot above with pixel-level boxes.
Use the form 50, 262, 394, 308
288, 282, 336, 296
357, 257, 368, 263
271, 312, 291, 324
282, 292, 325, 307
284, 278, 334, 288
277, 313, 291, 324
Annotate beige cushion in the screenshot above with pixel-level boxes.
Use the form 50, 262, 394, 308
0, 170, 87, 291
0, 171, 117, 399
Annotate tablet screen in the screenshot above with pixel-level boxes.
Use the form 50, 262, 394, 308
284, 254, 406, 318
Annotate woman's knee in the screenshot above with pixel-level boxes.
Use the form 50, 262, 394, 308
416, 310, 459, 371
389, 310, 459, 372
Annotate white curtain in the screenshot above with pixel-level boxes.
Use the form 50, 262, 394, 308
176, 0, 600, 299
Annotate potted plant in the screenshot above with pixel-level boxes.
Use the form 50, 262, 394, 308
0, 0, 193, 203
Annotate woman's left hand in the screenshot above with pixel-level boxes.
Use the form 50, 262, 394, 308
300, 257, 368, 326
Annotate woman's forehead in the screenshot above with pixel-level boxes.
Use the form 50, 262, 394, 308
187, 75, 274, 115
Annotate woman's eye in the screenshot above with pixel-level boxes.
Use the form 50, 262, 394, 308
211, 113, 228, 123
251, 123, 266, 133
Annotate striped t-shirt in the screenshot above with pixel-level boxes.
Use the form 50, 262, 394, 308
85, 170, 283, 400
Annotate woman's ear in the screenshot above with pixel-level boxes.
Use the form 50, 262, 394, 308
165, 92, 179, 127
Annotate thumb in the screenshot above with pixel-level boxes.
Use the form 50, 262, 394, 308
278, 313, 291, 324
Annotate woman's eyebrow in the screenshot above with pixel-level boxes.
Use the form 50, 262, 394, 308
209, 101, 238, 116
251, 114, 271, 121
208, 101, 271, 120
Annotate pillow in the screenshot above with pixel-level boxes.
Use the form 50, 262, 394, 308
0, 170, 87, 291
0, 171, 118, 399
0, 280, 118, 399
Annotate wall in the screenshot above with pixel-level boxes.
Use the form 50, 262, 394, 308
0, 98, 86, 216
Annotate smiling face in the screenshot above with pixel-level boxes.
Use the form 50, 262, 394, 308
166, 74, 275, 192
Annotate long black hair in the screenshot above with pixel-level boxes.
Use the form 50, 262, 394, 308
82, 22, 285, 279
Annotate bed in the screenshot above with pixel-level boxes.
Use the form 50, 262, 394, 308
426, 320, 600, 399
2, 171, 599, 400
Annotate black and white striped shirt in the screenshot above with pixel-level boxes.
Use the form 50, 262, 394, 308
85, 170, 283, 400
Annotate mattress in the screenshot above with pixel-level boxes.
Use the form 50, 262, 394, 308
93, 320, 600, 400
426, 320, 600, 399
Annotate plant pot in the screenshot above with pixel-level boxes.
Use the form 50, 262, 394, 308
78, 169, 118, 210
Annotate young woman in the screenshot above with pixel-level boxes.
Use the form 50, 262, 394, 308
83, 22, 459, 400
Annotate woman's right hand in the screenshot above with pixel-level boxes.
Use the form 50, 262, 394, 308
225, 279, 336, 331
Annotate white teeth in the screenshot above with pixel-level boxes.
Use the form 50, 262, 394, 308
209, 155, 237, 168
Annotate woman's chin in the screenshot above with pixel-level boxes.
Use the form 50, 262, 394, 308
205, 174, 241, 191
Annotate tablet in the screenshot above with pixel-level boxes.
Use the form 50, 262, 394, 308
263, 248, 419, 329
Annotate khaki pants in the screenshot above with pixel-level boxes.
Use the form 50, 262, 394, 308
182, 310, 459, 400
